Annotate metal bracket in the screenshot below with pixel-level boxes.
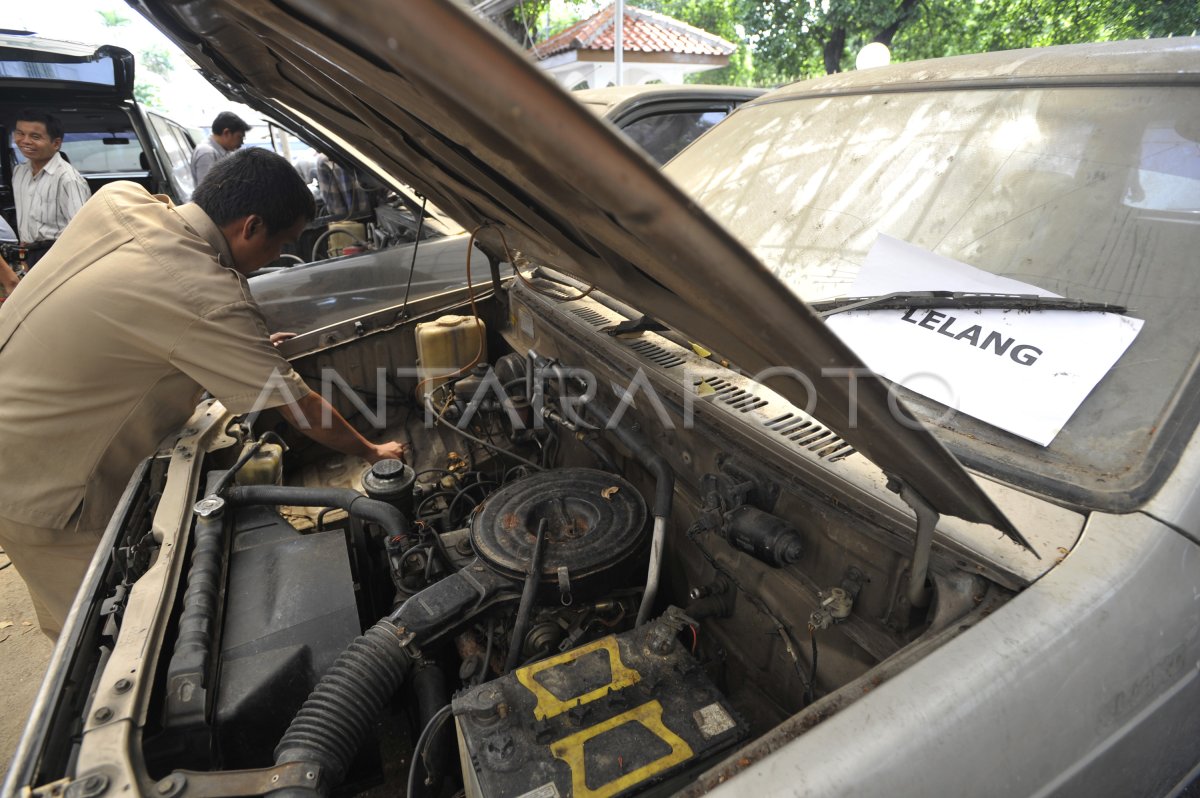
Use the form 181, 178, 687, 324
149, 762, 323, 798
887, 476, 939, 610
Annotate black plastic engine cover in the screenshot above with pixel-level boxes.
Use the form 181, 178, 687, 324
212, 507, 360, 769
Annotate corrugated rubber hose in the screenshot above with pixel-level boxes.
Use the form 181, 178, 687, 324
272, 619, 414, 795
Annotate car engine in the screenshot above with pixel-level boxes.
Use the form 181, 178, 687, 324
33, 273, 1022, 798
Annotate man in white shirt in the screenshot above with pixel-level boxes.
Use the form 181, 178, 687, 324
12, 109, 92, 269
190, 111, 250, 185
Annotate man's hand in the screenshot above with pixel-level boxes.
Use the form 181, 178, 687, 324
281, 390, 411, 465
0, 255, 20, 297
369, 440, 411, 464
270, 332, 297, 347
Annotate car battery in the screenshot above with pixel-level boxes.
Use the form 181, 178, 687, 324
453, 608, 747, 798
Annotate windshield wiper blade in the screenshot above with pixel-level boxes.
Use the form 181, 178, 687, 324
812, 291, 1127, 318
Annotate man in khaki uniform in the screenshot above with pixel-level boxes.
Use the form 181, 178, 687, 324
0, 148, 405, 639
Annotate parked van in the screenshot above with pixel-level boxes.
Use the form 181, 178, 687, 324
0, 33, 197, 237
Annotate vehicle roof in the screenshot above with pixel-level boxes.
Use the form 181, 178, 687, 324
572, 83, 764, 114
0, 32, 108, 58
755, 37, 1200, 106
0, 32, 135, 102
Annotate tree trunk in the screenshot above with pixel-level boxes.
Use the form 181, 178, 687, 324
495, 12, 529, 45
824, 27, 847, 74
876, 0, 923, 46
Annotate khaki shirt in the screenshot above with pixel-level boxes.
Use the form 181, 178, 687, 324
0, 181, 310, 529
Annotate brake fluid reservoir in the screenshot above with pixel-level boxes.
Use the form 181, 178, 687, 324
453, 608, 746, 798
233, 442, 284, 486
415, 315, 487, 401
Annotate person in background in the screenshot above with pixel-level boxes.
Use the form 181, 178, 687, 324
190, 110, 251, 184
0, 148, 407, 639
12, 109, 92, 269
315, 151, 372, 219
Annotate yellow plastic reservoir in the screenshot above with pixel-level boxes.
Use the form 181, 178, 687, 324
415, 315, 487, 401
234, 442, 284, 486
327, 221, 366, 257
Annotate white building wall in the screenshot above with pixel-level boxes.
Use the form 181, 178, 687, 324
544, 60, 721, 89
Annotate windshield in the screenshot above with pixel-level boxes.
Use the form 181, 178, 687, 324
668, 83, 1200, 505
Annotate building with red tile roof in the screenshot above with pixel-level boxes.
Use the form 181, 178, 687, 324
530, 3, 737, 88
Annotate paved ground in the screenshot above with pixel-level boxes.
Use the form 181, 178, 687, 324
0, 549, 53, 780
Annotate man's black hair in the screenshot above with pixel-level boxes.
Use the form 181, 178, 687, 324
211, 111, 251, 135
15, 109, 64, 141
193, 148, 315, 234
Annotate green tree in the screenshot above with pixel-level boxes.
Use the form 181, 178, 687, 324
139, 46, 174, 79
744, 0, 1198, 83
498, 0, 590, 48
96, 9, 130, 27
952, 0, 1198, 51
134, 83, 161, 108
503, 0, 1199, 86
742, 0, 925, 82
635, 0, 755, 85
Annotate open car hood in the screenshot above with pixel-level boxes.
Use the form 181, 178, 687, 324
129, 0, 1030, 551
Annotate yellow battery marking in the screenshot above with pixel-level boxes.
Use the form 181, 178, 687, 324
549, 700, 693, 798
516, 636, 641, 721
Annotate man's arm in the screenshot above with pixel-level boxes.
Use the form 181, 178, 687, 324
280, 389, 408, 464
0, 255, 19, 296
57, 172, 92, 230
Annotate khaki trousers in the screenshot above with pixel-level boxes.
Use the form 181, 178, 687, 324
0, 517, 103, 641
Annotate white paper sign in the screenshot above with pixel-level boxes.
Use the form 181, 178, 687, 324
825, 235, 1143, 446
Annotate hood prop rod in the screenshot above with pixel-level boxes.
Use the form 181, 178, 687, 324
396, 196, 428, 321
888, 477, 939, 610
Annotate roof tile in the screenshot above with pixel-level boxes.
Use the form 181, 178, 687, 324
533, 4, 735, 59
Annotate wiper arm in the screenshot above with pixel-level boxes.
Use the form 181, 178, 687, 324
812, 291, 1127, 318
603, 315, 668, 336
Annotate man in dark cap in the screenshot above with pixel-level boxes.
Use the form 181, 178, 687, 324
190, 110, 251, 184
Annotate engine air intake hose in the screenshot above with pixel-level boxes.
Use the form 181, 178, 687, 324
273, 619, 414, 795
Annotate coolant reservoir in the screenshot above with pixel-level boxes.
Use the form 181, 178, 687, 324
415, 315, 487, 401
326, 220, 366, 257
233, 442, 284, 486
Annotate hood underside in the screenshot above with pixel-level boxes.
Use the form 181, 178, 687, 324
130, 0, 1031, 551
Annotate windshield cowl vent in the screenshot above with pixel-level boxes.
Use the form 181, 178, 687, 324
559, 295, 858, 467
695, 377, 770, 413
568, 307, 610, 327
764, 412, 856, 462
625, 339, 686, 369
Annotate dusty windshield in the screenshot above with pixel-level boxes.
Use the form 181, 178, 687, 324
668, 84, 1200, 504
